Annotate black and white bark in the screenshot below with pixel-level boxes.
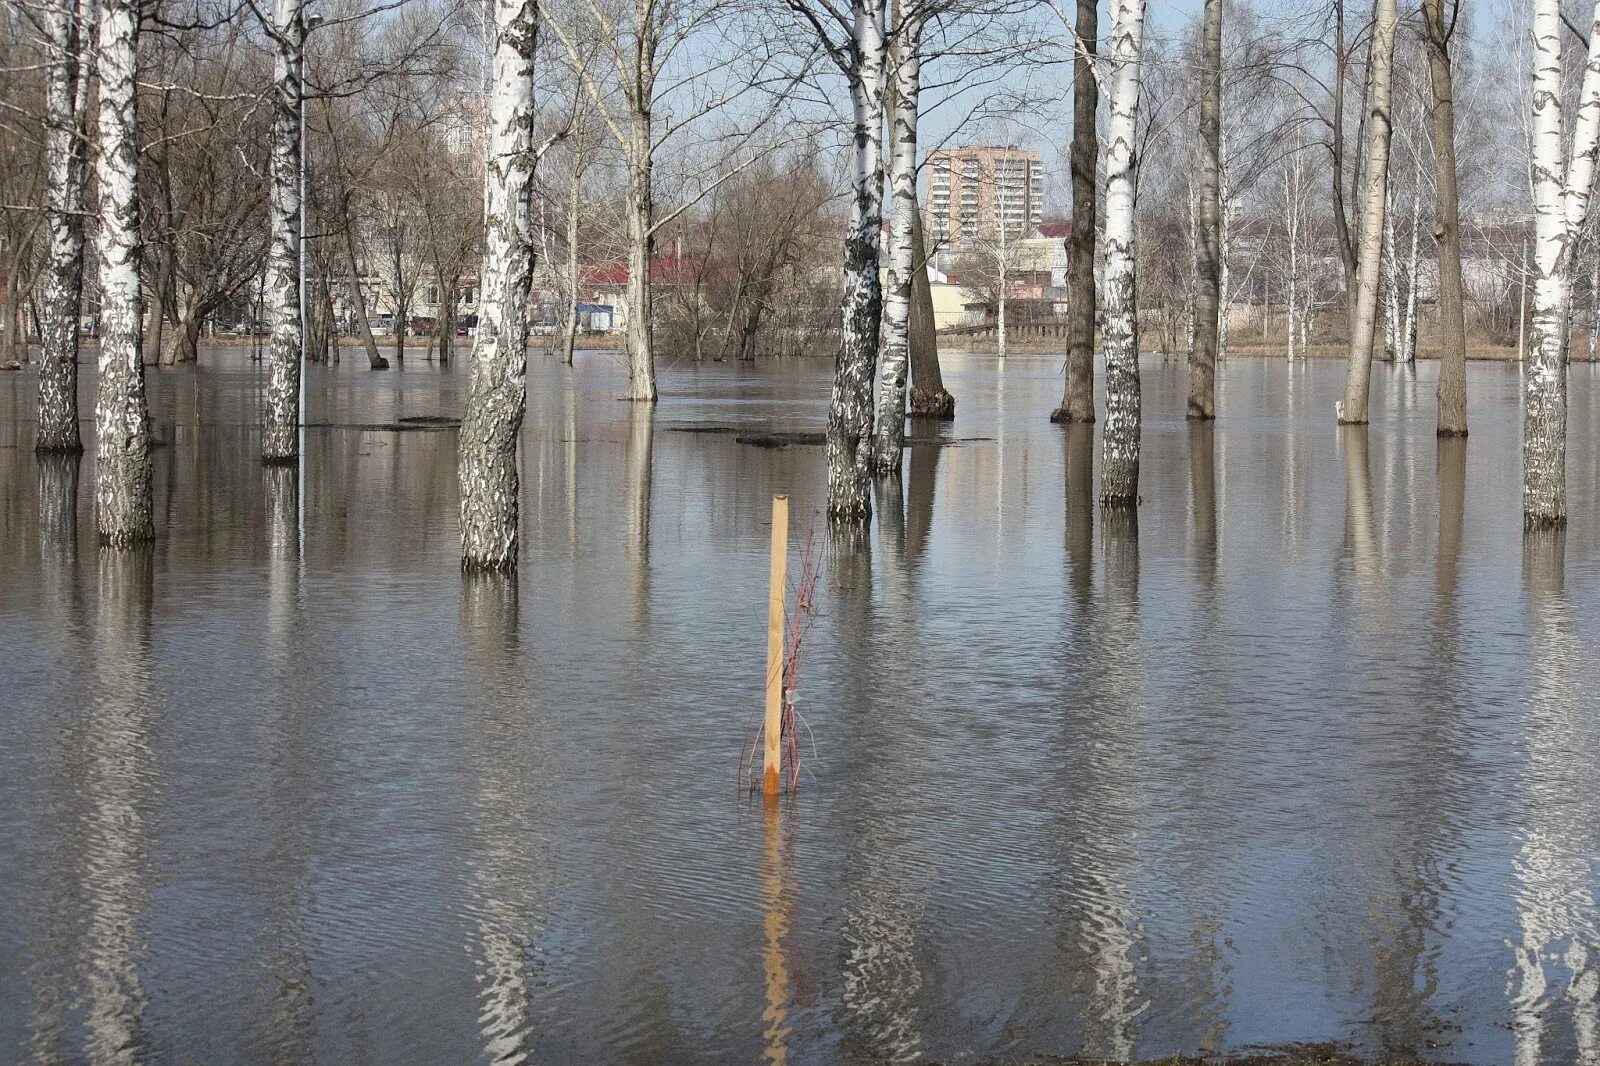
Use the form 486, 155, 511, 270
94, 0, 153, 544
1422, 0, 1468, 434
261, 0, 304, 463
36, 0, 94, 454
1336, 0, 1398, 424
873, 11, 922, 474
789, 0, 888, 519
828, 0, 887, 518
1100, 0, 1146, 504
1524, 0, 1600, 527
459, 0, 540, 570
1186, 0, 1221, 420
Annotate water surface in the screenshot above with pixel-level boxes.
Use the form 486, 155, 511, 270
3, 349, 1599, 1064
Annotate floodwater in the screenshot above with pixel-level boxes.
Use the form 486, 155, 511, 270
2, 348, 1599, 1066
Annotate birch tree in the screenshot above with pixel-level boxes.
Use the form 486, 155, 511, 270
872, 5, 924, 474
460, 0, 541, 570
1186, 0, 1220, 420
1050, 0, 1096, 424
789, 0, 888, 518
261, 0, 305, 463
94, 0, 153, 544
35, 0, 94, 453
1336, 0, 1398, 425
1100, 0, 1147, 504
543, 0, 782, 402
1422, 0, 1468, 436
1523, 0, 1600, 528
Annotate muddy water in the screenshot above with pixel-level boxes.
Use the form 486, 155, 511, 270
2, 348, 1599, 1064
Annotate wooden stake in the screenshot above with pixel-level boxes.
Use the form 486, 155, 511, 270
763, 494, 789, 796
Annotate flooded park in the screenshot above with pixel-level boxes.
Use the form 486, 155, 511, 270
0, 349, 1597, 1064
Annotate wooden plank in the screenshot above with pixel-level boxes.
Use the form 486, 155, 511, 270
763, 495, 789, 795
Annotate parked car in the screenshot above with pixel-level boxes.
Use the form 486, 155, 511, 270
408, 316, 439, 336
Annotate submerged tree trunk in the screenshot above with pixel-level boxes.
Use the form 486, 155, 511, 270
1591, 252, 1600, 363
36, 0, 93, 453
1187, 0, 1221, 420
873, 19, 921, 474
561, 156, 582, 366
826, 0, 886, 520
1383, 186, 1400, 360
1337, 0, 1397, 424
1051, 0, 1098, 424
906, 197, 952, 417
94, 0, 153, 544
1285, 153, 1303, 360
1403, 173, 1419, 364
1423, 0, 1468, 435
1524, 0, 1600, 527
262, 0, 304, 463
459, 0, 539, 570
1100, 0, 1146, 504
343, 222, 389, 369
624, 111, 657, 401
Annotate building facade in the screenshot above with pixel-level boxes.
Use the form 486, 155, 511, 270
924, 146, 1044, 250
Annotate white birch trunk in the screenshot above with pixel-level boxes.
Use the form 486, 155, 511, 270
1590, 250, 1599, 362
459, 0, 540, 569
1218, 201, 1230, 361
94, 0, 152, 544
1100, 0, 1146, 504
872, 16, 920, 474
1403, 173, 1420, 363
1187, 0, 1221, 417
36, 0, 93, 453
825, 0, 886, 520
1383, 185, 1401, 360
997, 257, 1007, 359
624, 111, 657, 401
561, 156, 582, 366
1524, 0, 1600, 526
1185, 178, 1198, 361
1285, 155, 1301, 360
1337, 0, 1398, 424
261, 0, 304, 462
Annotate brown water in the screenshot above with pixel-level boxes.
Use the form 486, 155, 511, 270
2, 349, 1599, 1065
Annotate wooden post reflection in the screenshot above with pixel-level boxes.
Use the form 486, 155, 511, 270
759, 793, 792, 1064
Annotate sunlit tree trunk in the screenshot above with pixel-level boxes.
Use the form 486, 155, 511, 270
1285, 153, 1302, 360
94, 0, 153, 544
1403, 172, 1420, 364
460, 0, 539, 570
1052, 0, 1098, 424
1337, 0, 1397, 424
825, 0, 886, 520
1524, 0, 1600, 527
342, 222, 389, 369
1100, 0, 1146, 504
561, 156, 582, 366
624, 111, 657, 401
261, 0, 304, 463
1187, 0, 1221, 419
36, 0, 93, 453
873, 16, 921, 474
1423, 0, 1468, 433
906, 205, 952, 417
1590, 252, 1600, 363
1383, 186, 1401, 360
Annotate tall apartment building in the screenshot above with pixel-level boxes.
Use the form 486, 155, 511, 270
924, 146, 1044, 249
